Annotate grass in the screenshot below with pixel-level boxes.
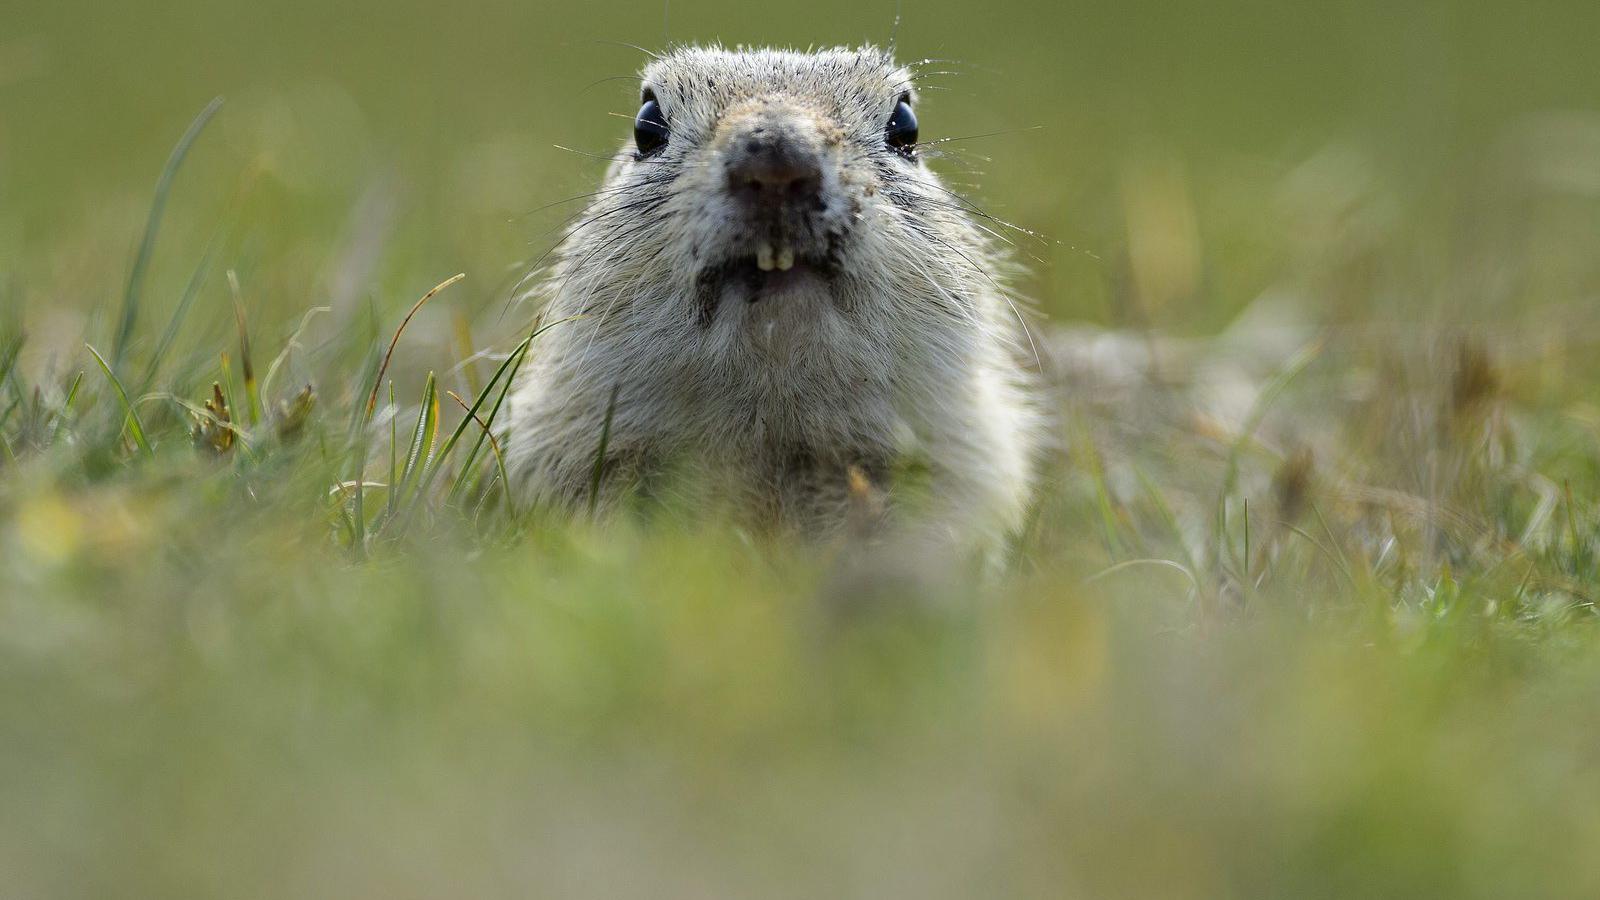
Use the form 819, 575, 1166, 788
4, 1, 1600, 896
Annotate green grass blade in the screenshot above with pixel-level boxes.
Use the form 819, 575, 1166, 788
85, 343, 154, 458
399, 373, 439, 497
0, 395, 19, 435
362, 273, 464, 424
345, 339, 383, 446
49, 371, 85, 446
445, 315, 579, 504
387, 381, 399, 518
218, 351, 237, 428
137, 233, 218, 395
420, 341, 530, 502
0, 332, 22, 390
112, 96, 224, 372
448, 348, 528, 506
229, 272, 263, 427
351, 452, 367, 557
445, 389, 515, 518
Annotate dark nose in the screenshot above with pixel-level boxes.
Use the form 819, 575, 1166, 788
724, 126, 823, 206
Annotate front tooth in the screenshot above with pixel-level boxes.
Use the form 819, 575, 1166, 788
775, 246, 795, 271
756, 243, 776, 271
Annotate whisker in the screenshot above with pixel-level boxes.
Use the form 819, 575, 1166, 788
499, 187, 675, 321
916, 226, 1042, 371
515, 170, 677, 221
578, 74, 648, 95
552, 144, 635, 162
921, 125, 1044, 148
522, 186, 677, 254
911, 180, 1058, 249
593, 39, 662, 60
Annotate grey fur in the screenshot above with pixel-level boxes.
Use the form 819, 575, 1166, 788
505, 45, 1039, 549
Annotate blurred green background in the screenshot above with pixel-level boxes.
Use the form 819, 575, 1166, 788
8, 0, 1599, 339
5, 2, 1600, 898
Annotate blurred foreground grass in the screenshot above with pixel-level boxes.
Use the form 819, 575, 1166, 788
4, 0, 1600, 896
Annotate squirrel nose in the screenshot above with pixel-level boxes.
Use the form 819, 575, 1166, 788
724, 127, 823, 205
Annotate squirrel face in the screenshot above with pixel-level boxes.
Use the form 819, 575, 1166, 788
572, 46, 949, 337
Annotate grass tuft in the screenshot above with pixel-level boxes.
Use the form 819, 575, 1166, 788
85, 342, 154, 458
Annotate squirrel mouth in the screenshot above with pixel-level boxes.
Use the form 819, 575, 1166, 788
694, 243, 836, 325
735, 249, 828, 300
753, 241, 796, 272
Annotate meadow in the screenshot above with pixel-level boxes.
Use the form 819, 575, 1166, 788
3, 0, 1600, 896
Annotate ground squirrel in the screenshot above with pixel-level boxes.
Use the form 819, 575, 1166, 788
506, 45, 1039, 550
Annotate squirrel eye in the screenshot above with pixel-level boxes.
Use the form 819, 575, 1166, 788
634, 97, 669, 157
885, 97, 918, 156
